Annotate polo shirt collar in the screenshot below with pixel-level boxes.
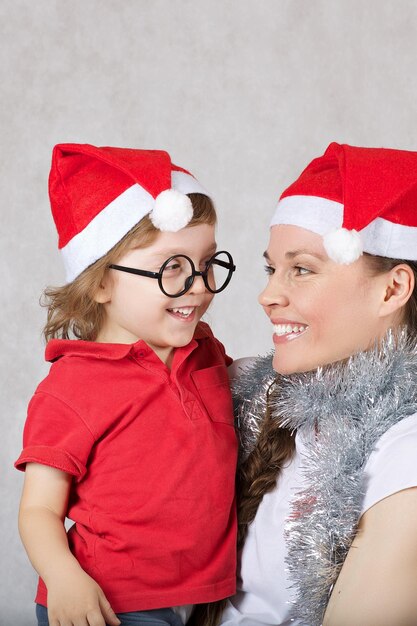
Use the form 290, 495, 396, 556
45, 323, 208, 363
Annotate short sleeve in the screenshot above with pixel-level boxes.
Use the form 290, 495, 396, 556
361, 412, 417, 516
15, 391, 96, 481
212, 337, 233, 367
196, 322, 233, 366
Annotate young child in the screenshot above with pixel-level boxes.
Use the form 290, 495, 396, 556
15, 143, 238, 626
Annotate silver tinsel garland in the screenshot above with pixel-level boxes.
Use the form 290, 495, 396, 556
232, 331, 417, 626
232, 353, 276, 461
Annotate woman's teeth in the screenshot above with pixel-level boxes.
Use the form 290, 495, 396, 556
169, 306, 194, 318
274, 323, 307, 336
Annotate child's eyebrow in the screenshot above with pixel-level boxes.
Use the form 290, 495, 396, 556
148, 243, 218, 260
203, 243, 218, 255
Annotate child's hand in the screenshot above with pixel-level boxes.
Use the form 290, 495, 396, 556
46, 566, 121, 626
18, 465, 120, 625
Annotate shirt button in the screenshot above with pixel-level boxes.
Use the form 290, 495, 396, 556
137, 350, 146, 357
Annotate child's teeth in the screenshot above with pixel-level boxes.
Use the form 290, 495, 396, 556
172, 307, 194, 317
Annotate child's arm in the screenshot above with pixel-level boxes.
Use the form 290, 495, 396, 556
19, 462, 120, 626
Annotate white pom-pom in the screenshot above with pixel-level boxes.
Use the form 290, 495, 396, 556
150, 189, 193, 232
323, 228, 363, 264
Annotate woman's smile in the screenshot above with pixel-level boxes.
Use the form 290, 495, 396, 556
272, 321, 308, 342
259, 224, 396, 374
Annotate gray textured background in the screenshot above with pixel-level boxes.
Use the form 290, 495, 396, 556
2, 1, 417, 623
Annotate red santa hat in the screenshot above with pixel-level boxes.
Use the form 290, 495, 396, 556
49, 143, 209, 282
271, 142, 417, 263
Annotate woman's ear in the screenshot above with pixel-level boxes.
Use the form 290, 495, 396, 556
379, 264, 415, 318
92, 273, 113, 304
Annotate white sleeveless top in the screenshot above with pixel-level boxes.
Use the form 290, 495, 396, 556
220, 410, 417, 626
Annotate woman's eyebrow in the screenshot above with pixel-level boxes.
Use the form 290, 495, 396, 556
285, 249, 326, 261
263, 249, 326, 262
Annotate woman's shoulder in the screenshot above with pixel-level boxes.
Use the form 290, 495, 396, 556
227, 356, 258, 380
361, 411, 417, 515
228, 353, 274, 386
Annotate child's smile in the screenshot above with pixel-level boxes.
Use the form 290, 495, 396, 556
167, 305, 197, 320
95, 223, 216, 364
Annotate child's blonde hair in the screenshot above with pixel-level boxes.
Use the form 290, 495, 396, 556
42, 193, 216, 342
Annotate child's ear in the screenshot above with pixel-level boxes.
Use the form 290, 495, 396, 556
379, 264, 415, 318
93, 274, 113, 304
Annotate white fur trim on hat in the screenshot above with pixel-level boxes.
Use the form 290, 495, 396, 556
150, 189, 193, 232
171, 170, 209, 196
271, 195, 344, 233
323, 228, 363, 264
61, 183, 154, 283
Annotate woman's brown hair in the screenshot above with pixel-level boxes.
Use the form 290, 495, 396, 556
190, 255, 417, 626
42, 193, 216, 342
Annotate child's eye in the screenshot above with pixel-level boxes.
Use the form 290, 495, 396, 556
264, 265, 275, 276
164, 262, 182, 273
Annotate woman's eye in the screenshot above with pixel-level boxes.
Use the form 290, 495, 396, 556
264, 265, 275, 275
294, 265, 311, 276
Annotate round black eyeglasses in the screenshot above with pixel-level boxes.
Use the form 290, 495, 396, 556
108, 250, 236, 298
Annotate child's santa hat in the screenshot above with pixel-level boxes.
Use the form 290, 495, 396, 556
49, 143, 210, 282
271, 142, 417, 263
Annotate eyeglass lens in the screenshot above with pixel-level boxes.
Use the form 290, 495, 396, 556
207, 251, 231, 292
160, 252, 233, 297
160, 256, 192, 296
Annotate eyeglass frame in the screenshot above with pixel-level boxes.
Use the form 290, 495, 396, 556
108, 250, 236, 298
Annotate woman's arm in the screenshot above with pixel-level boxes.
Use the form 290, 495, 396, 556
323, 487, 417, 626
19, 462, 120, 626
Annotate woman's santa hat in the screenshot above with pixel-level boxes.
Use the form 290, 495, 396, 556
49, 143, 209, 282
271, 142, 417, 263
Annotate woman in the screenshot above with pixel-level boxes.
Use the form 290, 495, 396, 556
195, 142, 417, 626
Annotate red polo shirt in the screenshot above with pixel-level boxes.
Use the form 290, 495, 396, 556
15, 322, 237, 612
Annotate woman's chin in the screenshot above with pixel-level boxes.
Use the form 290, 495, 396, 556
272, 353, 321, 375
272, 355, 299, 375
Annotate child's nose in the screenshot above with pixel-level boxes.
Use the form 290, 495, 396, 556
188, 274, 208, 295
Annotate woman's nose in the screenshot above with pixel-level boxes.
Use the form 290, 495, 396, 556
258, 279, 290, 308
